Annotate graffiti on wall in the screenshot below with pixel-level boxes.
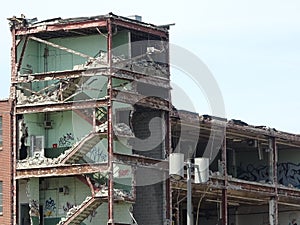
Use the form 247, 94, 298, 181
86, 146, 107, 163
237, 164, 269, 182
58, 133, 75, 147
29, 199, 39, 217
44, 197, 56, 217
63, 201, 74, 213
237, 162, 300, 188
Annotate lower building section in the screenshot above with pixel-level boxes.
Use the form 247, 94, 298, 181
18, 177, 133, 225
133, 167, 166, 225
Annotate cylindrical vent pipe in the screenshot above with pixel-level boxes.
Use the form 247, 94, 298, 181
194, 157, 209, 184
169, 153, 184, 180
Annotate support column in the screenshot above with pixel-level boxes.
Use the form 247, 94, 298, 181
27, 178, 40, 225
107, 18, 114, 225
166, 103, 172, 224
269, 137, 278, 225
221, 135, 228, 225
11, 27, 18, 225
186, 159, 193, 225
269, 197, 278, 225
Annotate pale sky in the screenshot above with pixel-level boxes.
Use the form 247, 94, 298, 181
1, 0, 300, 133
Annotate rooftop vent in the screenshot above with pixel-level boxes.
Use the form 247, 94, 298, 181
127, 15, 142, 22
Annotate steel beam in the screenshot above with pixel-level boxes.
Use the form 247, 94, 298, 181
15, 20, 107, 36
107, 18, 115, 225
112, 90, 169, 111
16, 163, 108, 179
221, 136, 228, 225
16, 99, 107, 114
112, 19, 168, 39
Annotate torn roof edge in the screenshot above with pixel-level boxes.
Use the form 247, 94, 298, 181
9, 12, 171, 32
174, 109, 300, 137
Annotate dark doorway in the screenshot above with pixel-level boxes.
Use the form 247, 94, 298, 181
20, 204, 30, 225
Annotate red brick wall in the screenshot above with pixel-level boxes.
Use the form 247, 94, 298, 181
0, 100, 12, 225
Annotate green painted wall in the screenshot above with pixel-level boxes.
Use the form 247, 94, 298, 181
40, 177, 91, 224
17, 39, 39, 74
28, 178, 40, 225
85, 138, 108, 163
18, 35, 107, 74
80, 202, 132, 225
112, 30, 130, 59
24, 113, 45, 148
39, 177, 132, 225
23, 110, 111, 161
24, 111, 92, 150
112, 78, 133, 92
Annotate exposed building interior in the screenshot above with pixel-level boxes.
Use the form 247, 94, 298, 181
5, 12, 300, 225
171, 111, 300, 225
9, 13, 171, 225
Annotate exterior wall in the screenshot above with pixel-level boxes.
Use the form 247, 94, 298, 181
0, 100, 12, 225
134, 181, 164, 225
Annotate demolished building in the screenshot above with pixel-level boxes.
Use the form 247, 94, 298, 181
6, 12, 300, 225
171, 111, 300, 225
9, 13, 171, 225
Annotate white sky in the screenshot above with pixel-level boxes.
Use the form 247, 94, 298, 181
1, 0, 300, 133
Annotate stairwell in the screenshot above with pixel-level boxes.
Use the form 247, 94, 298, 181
60, 128, 107, 164
73, 107, 107, 126
58, 196, 104, 225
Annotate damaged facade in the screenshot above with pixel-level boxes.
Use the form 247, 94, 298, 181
5, 12, 300, 225
9, 13, 171, 225
171, 111, 300, 225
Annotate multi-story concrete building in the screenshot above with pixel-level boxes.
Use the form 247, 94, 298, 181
7, 12, 300, 225
9, 13, 171, 225
0, 99, 12, 225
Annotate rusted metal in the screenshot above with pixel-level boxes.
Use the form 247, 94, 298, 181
16, 163, 108, 179
16, 36, 29, 73
30, 36, 93, 60
107, 18, 115, 225
112, 89, 169, 111
10, 27, 18, 225
113, 153, 168, 169
16, 99, 107, 114
112, 68, 171, 89
221, 136, 228, 225
11, 29, 17, 83
15, 20, 107, 36
166, 112, 171, 222
13, 68, 107, 83
112, 19, 168, 39
172, 111, 300, 147
269, 137, 278, 225
86, 176, 95, 197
